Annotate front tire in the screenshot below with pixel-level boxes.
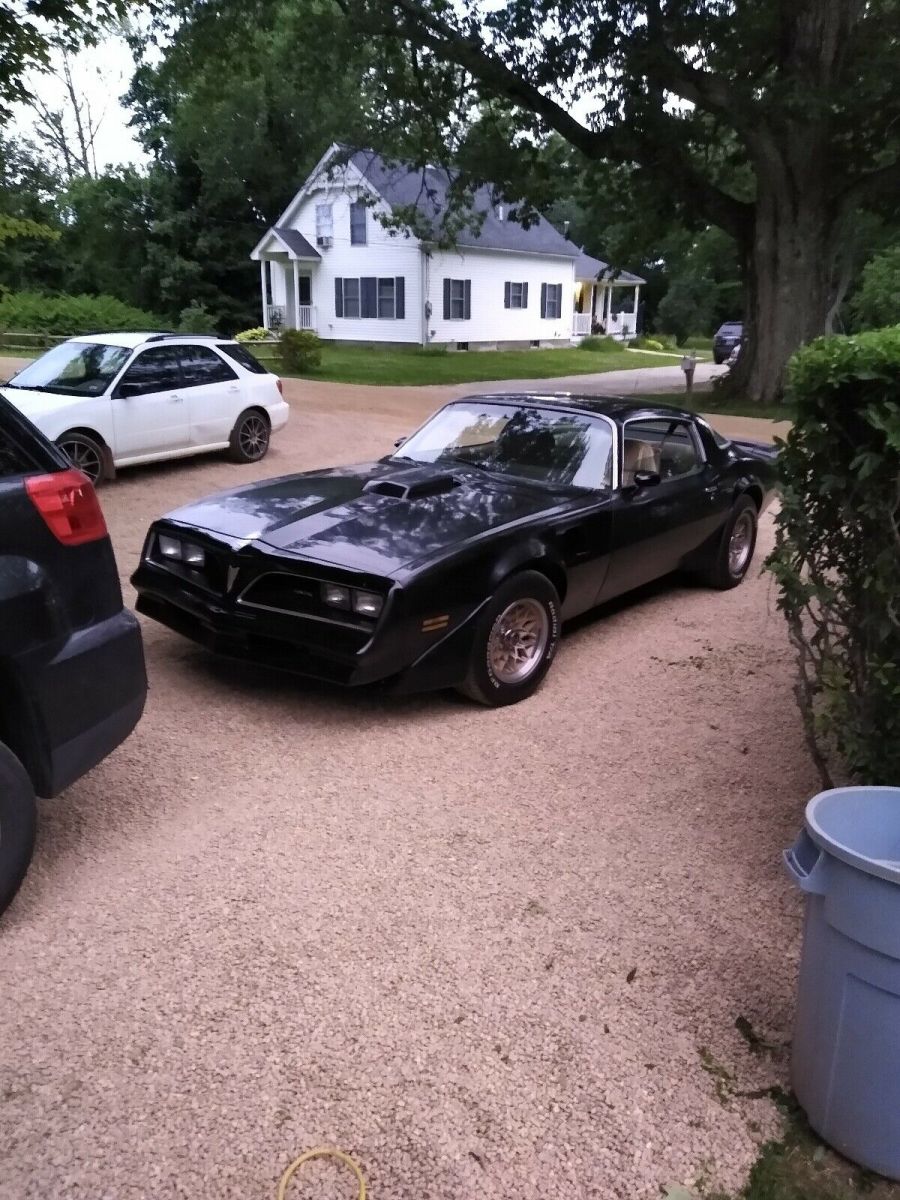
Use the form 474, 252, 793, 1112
698, 495, 758, 590
228, 409, 271, 463
458, 570, 561, 707
0, 742, 37, 917
57, 430, 106, 485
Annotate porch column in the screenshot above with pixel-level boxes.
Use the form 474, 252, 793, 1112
633, 284, 640, 332
603, 283, 612, 327
292, 259, 300, 330
260, 261, 269, 329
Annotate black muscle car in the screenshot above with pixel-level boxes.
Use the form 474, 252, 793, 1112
132, 394, 777, 706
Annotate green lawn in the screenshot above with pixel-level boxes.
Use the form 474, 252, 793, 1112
250, 341, 686, 386
636, 390, 793, 423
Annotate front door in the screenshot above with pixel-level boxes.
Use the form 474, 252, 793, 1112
111, 346, 190, 458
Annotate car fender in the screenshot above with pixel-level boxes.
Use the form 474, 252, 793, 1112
487, 536, 566, 596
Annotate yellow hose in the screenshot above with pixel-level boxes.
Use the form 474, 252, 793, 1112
276, 1146, 366, 1200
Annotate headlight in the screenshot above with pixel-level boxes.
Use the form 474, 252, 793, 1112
158, 534, 182, 559
322, 583, 351, 609
352, 590, 384, 617
182, 542, 205, 567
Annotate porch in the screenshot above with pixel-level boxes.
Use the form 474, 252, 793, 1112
250, 225, 322, 333
573, 253, 645, 341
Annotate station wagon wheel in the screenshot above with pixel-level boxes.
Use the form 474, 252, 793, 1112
458, 569, 561, 707
56, 431, 105, 485
228, 409, 271, 463
698, 494, 759, 590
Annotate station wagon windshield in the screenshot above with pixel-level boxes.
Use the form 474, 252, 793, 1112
394, 401, 614, 489
7, 342, 131, 396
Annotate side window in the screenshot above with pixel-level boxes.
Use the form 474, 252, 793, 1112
179, 346, 238, 388
350, 201, 367, 245
217, 343, 269, 375
622, 419, 702, 485
117, 347, 184, 396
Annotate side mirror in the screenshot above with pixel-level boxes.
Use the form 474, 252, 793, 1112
116, 380, 143, 398
393, 436, 407, 448
633, 470, 661, 489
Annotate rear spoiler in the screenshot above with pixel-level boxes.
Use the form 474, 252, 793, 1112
732, 438, 778, 461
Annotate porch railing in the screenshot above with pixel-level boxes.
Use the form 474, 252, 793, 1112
572, 313, 592, 337
266, 304, 285, 331
297, 305, 315, 330
266, 304, 315, 331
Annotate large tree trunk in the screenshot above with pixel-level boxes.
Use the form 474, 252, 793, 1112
727, 145, 836, 406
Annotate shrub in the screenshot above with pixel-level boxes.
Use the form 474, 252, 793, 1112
235, 327, 272, 343
278, 328, 323, 373
767, 327, 900, 785
850, 245, 900, 331
178, 301, 215, 334
0, 290, 163, 335
629, 335, 666, 351
579, 335, 620, 353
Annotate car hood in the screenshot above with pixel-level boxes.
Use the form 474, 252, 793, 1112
162, 460, 577, 576
0, 385, 82, 419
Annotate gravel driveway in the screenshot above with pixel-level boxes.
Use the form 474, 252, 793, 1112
1, 375, 815, 1199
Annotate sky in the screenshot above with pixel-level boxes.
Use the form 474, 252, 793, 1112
12, 37, 149, 171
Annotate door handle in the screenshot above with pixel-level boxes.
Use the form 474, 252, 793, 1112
169, 393, 184, 402
227, 385, 240, 393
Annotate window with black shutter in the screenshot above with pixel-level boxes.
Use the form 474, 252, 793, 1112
443, 278, 471, 320
343, 278, 361, 319
336, 277, 405, 319
541, 283, 563, 319
504, 281, 528, 309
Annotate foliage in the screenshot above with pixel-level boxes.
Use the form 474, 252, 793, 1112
178, 301, 215, 333
235, 327, 271, 342
278, 328, 323, 373
849, 245, 900, 331
767, 329, 900, 785
0, 290, 163, 335
579, 334, 621, 353
334, 0, 900, 404
629, 335, 666, 351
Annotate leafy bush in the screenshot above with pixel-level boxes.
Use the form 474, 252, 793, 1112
178, 301, 215, 333
0, 290, 163, 335
767, 328, 900, 784
278, 328, 323, 373
629, 335, 667, 351
850, 245, 900, 331
235, 326, 272, 342
579, 335, 620, 353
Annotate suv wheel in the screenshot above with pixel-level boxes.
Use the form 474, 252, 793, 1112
0, 742, 37, 917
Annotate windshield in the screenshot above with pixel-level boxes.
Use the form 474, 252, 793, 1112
7, 341, 131, 396
394, 401, 613, 489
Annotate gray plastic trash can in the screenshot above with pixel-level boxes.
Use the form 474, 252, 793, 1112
784, 786, 900, 1180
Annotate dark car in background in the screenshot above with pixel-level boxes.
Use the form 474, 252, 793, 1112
0, 395, 146, 915
713, 322, 744, 364
132, 394, 777, 709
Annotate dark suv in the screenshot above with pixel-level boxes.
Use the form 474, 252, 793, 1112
0, 394, 146, 914
713, 322, 743, 364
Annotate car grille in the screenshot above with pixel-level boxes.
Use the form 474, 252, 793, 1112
237, 571, 378, 632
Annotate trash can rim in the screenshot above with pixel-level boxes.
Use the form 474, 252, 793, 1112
806, 786, 900, 886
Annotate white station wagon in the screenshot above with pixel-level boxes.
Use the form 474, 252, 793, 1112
1, 331, 290, 484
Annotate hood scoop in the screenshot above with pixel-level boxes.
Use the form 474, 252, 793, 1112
363, 472, 459, 501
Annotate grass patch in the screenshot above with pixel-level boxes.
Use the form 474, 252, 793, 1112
251, 341, 685, 385
633, 390, 793, 422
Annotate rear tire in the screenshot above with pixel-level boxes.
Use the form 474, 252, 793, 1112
0, 742, 37, 917
457, 570, 561, 707
57, 430, 106, 485
697, 495, 758, 590
228, 409, 271, 463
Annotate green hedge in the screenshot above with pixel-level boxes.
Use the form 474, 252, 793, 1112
767, 327, 900, 784
579, 335, 621, 353
0, 291, 164, 336
278, 328, 323, 373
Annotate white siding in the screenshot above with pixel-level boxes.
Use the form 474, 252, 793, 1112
286, 181, 423, 343
426, 246, 575, 346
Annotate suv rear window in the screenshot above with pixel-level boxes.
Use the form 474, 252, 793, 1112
217, 343, 270, 374
0, 399, 54, 477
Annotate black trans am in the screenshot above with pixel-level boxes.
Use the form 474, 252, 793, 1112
132, 394, 777, 706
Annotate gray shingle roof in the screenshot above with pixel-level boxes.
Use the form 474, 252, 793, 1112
575, 250, 645, 285
273, 227, 321, 259
348, 150, 577, 259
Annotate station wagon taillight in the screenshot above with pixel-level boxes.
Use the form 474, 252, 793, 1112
276, 378, 283, 395
25, 468, 108, 546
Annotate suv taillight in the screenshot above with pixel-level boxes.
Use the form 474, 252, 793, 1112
25, 468, 108, 546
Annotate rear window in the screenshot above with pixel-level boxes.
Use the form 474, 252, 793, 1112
217, 343, 269, 375
0, 400, 53, 477
717, 323, 742, 335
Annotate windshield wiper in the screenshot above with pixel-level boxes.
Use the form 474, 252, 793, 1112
442, 455, 494, 473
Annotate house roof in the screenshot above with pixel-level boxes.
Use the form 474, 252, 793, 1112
273, 227, 321, 259
575, 250, 645, 285
347, 149, 580, 260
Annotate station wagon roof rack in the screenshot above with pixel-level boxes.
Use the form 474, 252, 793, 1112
143, 331, 225, 342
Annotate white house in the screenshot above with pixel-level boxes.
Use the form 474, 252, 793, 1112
250, 145, 645, 349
